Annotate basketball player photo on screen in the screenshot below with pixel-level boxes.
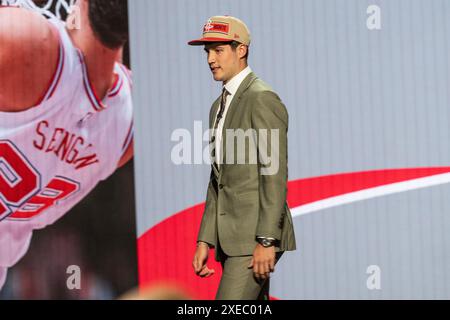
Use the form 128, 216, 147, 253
0, 0, 137, 299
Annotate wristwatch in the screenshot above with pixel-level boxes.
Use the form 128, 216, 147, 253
257, 237, 276, 248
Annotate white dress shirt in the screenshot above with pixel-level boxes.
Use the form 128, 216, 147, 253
214, 66, 252, 167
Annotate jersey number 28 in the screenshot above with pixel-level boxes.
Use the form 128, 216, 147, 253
0, 140, 80, 221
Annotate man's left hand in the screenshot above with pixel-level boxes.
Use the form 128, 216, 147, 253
248, 244, 275, 281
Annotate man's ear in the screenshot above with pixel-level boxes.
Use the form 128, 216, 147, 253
238, 44, 248, 59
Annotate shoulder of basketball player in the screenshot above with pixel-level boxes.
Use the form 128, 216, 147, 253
0, 7, 58, 61
116, 62, 133, 87
0, 8, 59, 110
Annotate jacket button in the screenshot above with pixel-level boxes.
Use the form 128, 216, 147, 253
219, 184, 224, 189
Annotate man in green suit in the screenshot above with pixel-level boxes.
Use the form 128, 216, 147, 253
189, 16, 296, 300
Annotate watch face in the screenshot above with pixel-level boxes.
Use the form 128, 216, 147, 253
262, 239, 272, 247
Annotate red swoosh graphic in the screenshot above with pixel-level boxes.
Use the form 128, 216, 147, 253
137, 167, 450, 299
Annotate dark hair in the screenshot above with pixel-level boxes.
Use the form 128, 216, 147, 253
88, 0, 129, 49
230, 41, 249, 60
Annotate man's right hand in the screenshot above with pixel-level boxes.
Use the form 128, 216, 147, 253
192, 242, 215, 278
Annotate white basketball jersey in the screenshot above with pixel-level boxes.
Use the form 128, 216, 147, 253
0, 18, 134, 287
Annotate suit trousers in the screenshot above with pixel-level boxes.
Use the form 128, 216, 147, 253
215, 239, 284, 300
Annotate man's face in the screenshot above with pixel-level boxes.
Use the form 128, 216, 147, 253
204, 43, 241, 84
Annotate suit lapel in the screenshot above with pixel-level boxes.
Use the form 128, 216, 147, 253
210, 98, 221, 128
220, 72, 258, 167
223, 72, 257, 131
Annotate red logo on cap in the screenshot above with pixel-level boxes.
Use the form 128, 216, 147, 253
203, 22, 229, 35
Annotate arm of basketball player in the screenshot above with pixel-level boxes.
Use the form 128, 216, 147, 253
0, 7, 59, 111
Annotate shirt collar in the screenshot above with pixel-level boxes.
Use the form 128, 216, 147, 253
224, 66, 252, 96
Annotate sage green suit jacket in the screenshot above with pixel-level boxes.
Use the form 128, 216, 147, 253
198, 72, 296, 261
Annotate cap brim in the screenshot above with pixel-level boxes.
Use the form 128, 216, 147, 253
188, 37, 234, 46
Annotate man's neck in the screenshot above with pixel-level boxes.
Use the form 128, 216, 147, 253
223, 63, 248, 86
67, 27, 121, 100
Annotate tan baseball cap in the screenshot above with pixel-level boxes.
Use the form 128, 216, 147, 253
188, 15, 251, 46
